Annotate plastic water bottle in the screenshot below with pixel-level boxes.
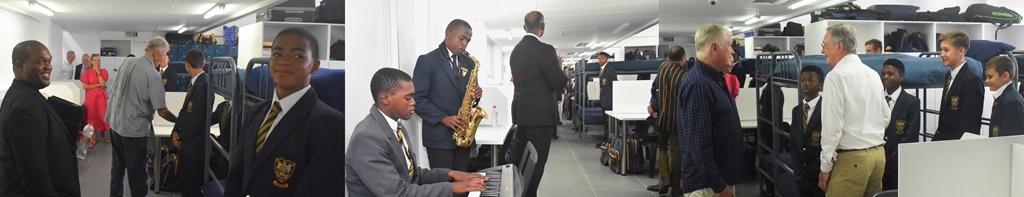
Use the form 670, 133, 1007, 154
492, 105, 498, 126
77, 124, 94, 159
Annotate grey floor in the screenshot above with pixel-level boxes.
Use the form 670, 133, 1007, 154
75, 122, 758, 197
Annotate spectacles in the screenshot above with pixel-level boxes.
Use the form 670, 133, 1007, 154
820, 43, 826, 48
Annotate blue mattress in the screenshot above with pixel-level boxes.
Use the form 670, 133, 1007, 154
769, 54, 983, 86
583, 60, 661, 72
245, 66, 345, 113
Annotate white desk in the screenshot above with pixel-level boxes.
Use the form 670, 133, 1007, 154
475, 125, 513, 166
605, 111, 650, 175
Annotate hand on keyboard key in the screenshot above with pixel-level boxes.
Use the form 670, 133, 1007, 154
452, 178, 487, 194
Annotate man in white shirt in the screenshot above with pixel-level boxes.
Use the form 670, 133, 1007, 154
816, 24, 890, 197
62, 51, 75, 80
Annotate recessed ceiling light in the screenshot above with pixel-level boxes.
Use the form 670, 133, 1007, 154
178, 26, 188, 33
744, 16, 761, 25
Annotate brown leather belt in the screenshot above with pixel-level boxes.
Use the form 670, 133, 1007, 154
836, 144, 883, 153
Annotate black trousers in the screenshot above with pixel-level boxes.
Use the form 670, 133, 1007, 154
513, 126, 554, 197
109, 131, 149, 197
799, 174, 826, 197
179, 150, 206, 197
882, 156, 898, 190
427, 147, 471, 171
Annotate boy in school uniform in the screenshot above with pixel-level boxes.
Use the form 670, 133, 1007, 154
983, 56, 1024, 137
879, 58, 920, 190
933, 30, 984, 141
170, 49, 211, 196
789, 66, 825, 197
224, 27, 346, 197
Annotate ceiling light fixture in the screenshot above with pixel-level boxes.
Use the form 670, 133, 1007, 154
788, 0, 815, 10
178, 26, 188, 33
28, 1, 54, 16
203, 3, 226, 19
613, 23, 630, 34
744, 16, 761, 25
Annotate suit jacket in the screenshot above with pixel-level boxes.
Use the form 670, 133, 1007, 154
758, 83, 785, 148
0, 80, 81, 197
598, 64, 618, 110
224, 89, 346, 197
160, 66, 180, 91
74, 64, 84, 80
172, 73, 212, 159
883, 90, 920, 161
413, 43, 474, 150
935, 66, 984, 141
346, 106, 454, 197
990, 84, 1024, 137
509, 35, 569, 126
788, 98, 822, 183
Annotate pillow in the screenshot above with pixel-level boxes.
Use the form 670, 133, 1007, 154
966, 40, 1015, 64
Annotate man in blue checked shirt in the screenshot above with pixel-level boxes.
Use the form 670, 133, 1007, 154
676, 24, 753, 197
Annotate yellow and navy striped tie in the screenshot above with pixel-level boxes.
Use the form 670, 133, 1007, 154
396, 124, 415, 178
255, 102, 282, 154
803, 104, 809, 132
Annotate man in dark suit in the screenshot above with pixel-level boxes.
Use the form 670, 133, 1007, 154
0, 40, 81, 196
790, 66, 825, 197
983, 56, 1024, 137
74, 53, 89, 80
347, 68, 487, 196
509, 11, 569, 197
597, 52, 617, 139
934, 30, 984, 141
170, 49, 211, 196
412, 19, 482, 172
224, 27, 346, 196
879, 58, 920, 190
157, 55, 180, 91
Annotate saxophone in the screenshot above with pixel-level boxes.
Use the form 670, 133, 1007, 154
453, 51, 488, 148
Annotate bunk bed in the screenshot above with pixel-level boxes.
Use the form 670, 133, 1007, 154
752, 50, 1020, 196
569, 60, 660, 141
201, 57, 241, 193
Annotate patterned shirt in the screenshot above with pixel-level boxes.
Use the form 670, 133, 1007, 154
651, 61, 688, 133
677, 60, 752, 193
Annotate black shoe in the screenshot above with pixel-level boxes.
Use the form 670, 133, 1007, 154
552, 135, 560, 140
647, 185, 660, 192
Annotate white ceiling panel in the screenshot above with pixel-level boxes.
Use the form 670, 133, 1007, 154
0, 0, 283, 32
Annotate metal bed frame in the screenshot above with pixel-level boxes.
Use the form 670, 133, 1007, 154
568, 61, 660, 142
203, 57, 240, 193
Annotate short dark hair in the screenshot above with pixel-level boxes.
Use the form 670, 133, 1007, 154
445, 19, 472, 32
524, 11, 544, 30
939, 30, 970, 50
800, 65, 824, 83
184, 49, 205, 69
865, 39, 882, 50
370, 67, 413, 104
12, 40, 44, 70
883, 58, 905, 76
985, 56, 1014, 77
668, 46, 686, 62
597, 52, 611, 58
274, 27, 320, 59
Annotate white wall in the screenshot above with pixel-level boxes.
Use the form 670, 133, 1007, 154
0, 8, 53, 100
900, 135, 1024, 196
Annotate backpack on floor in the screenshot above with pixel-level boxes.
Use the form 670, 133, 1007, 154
148, 145, 180, 192
606, 134, 646, 174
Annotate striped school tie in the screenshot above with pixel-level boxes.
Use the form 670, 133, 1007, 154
397, 123, 415, 178
255, 102, 281, 154
803, 104, 809, 132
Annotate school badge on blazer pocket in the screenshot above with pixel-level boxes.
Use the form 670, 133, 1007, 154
273, 158, 296, 188
895, 120, 906, 135
951, 96, 960, 110
602, 79, 607, 86
811, 131, 821, 146
460, 67, 468, 77
187, 101, 193, 113
163, 79, 168, 86
993, 126, 1000, 137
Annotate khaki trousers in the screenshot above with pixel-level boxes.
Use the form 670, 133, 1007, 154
826, 146, 886, 197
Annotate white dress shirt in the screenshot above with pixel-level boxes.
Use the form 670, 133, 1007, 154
62, 61, 75, 80
376, 108, 411, 170
805, 95, 820, 114
993, 82, 1010, 100
189, 71, 205, 86
886, 87, 902, 107
820, 54, 891, 172
259, 85, 312, 144
947, 61, 965, 92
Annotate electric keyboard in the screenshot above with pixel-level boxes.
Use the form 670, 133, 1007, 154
467, 164, 522, 197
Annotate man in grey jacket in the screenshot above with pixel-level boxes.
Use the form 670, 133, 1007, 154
346, 68, 486, 196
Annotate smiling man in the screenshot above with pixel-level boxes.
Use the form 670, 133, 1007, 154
0, 40, 81, 197
224, 27, 346, 197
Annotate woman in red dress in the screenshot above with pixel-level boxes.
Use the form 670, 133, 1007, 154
82, 55, 109, 147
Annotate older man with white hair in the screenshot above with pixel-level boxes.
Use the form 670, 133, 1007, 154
105, 36, 178, 197
677, 24, 752, 197
817, 24, 890, 197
